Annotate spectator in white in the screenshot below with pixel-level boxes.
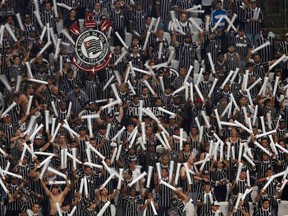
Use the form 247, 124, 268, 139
26, 202, 43, 216
206, 201, 224, 216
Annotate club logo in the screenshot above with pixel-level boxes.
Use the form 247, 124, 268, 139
72, 13, 112, 73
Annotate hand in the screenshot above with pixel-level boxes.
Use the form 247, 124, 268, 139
28, 43, 33, 51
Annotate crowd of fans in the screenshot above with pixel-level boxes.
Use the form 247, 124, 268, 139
0, 0, 288, 216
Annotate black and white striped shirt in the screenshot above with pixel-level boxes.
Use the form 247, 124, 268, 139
158, 178, 172, 207
6, 183, 21, 211
244, 7, 263, 34
232, 35, 251, 61
255, 36, 275, 63
109, 9, 128, 31
253, 207, 275, 216
156, 0, 171, 21
41, 10, 56, 29
130, 9, 146, 34
124, 195, 142, 216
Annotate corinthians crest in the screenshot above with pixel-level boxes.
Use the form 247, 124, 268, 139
72, 13, 112, 73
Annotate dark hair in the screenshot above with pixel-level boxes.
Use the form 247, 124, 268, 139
32, 202, 41, 207
161, 167, 169, 173
262, 199, 270, 204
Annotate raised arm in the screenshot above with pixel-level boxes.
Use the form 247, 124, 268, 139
40, 179, 52, 198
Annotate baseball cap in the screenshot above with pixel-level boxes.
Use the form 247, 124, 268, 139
3, 114, 10, 118
212, 201, 221, 206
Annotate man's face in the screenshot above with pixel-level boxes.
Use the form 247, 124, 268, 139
180, 14, 187, 22
261, 139, 269, 147
204, 184, 210, 191
223, 84, 230, 92
162, 157, 169, 165
240, 171, 246, 179
34, 138, 42, 145
251, 2, 257, 9
94, 3, 101, 11
133, 97, 140, 104
52, 187, 59, 195
253, 55, 261, 63
114, 1, 121, 9
63, 205, 70, 212
262, 28, 269, 38
59, 136, 66, 143
262, 201, 269, 210
24, 16, 31, 24
127, 125, 134, 132
212, 205, 220, 212
191, 128, 198, 135
217, 55, 224, 62
3, 115, 11, 124
69, 10, 76, 17
266, 169, 273, 177
44, 3, 52, 11
14, 56, 21, 65
114, 47, 121, 55
84, 167, 92, 175
142, 88, 149, 96
145, 17, 152, 26
203, 74, 209, 81
154, 99, 162, 106
32, 204, 40, 213
89, 103, 96, 111
239, 97, 247, 105
7, 16, 14, 24
135, 4, 142, 11
228, 46, 235, 53
179, 68, 187, 77
216, 2, 222, 10
161, 169, 168, 178
157, 30, 164, 38
73, 87, 80, 94
238, 30, 245, 37
220, 98, 228, 107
